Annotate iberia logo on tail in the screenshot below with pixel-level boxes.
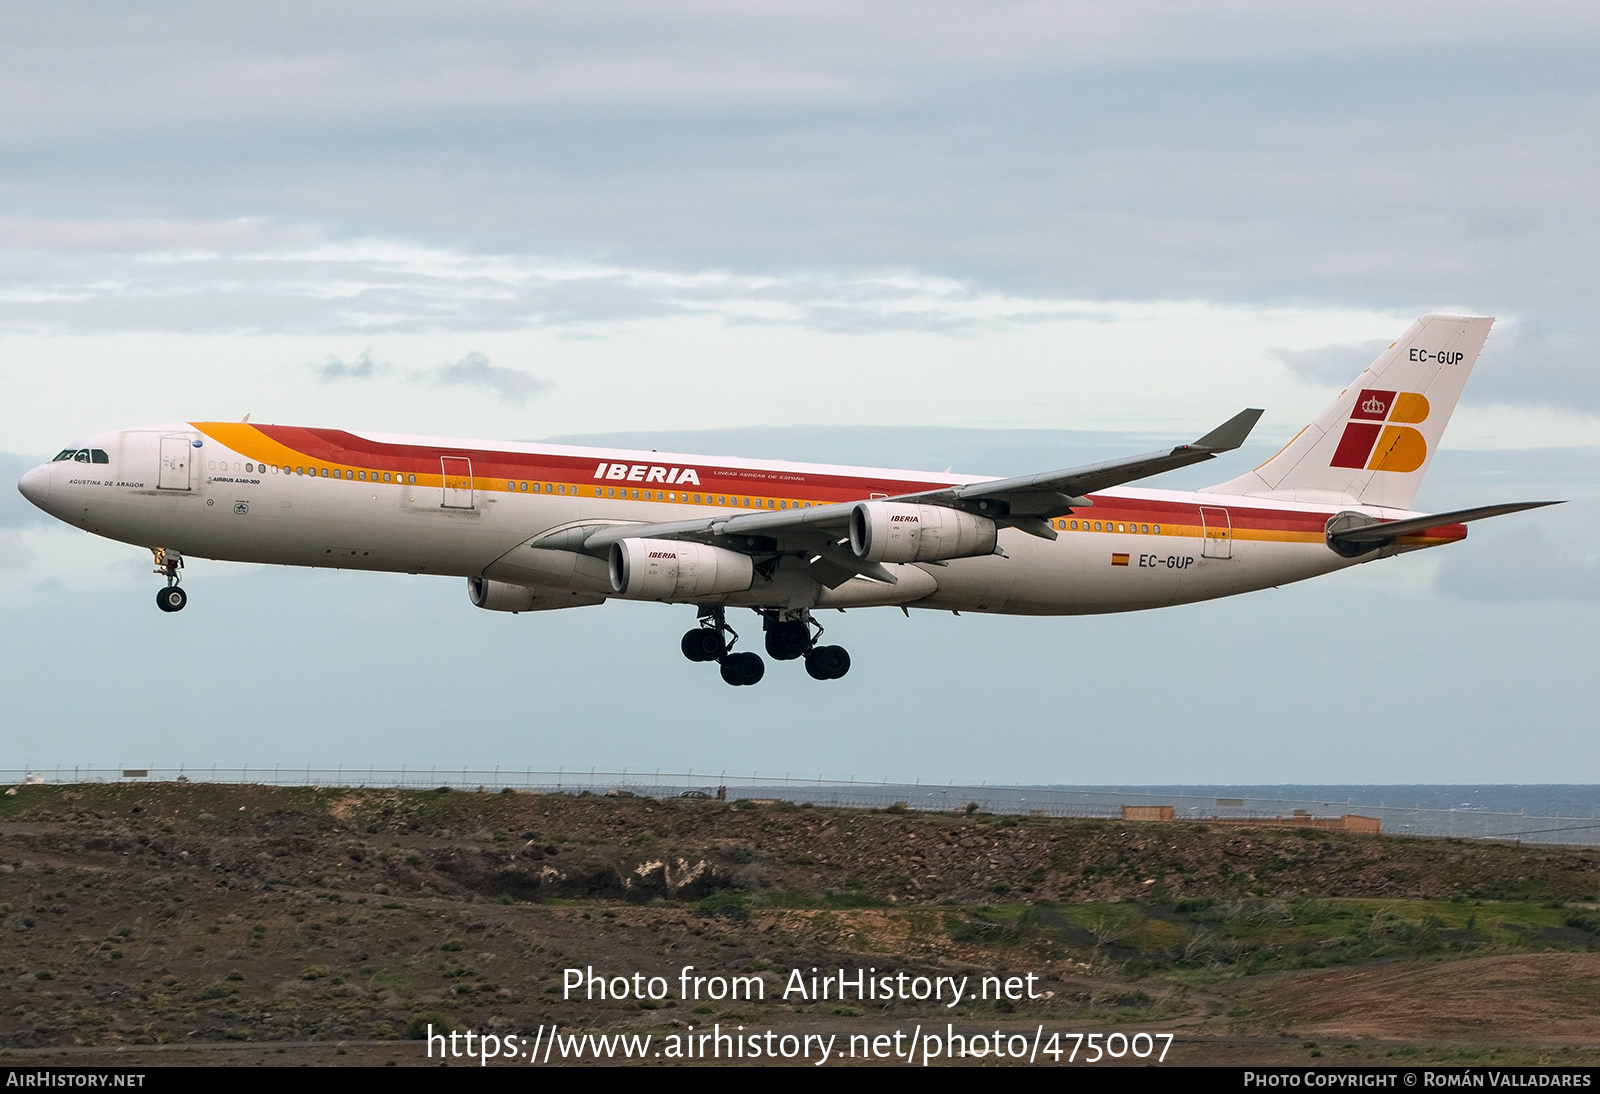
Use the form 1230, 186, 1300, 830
1329, 389, 1431, 472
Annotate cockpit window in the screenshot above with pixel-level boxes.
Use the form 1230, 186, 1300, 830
53, 449, 79, 461
91, 449, 109, 464
51, 448, 110, 463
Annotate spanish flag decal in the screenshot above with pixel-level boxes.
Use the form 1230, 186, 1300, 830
1111, 553, 1130, 566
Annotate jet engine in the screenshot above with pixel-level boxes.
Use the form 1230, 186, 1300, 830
468, 576, 605, 613
609, 538, 755, 600
468, 576, 541, 612
849, 501, 997, 563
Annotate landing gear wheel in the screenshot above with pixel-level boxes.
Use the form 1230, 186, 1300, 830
719, 651, 765, 686
804, 644, 850, 680
764, 620, 810, 661
681, 628, 726, 662
156, 586, 188, 613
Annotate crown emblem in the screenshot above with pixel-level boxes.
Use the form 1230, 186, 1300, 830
1361, 395, 1387, 415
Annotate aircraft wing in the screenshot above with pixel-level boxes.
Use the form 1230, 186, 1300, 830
887, 408, 1264, 535
577, 408, 1265, 556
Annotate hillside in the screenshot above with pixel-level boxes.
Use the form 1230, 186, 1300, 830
2, 783, 1597, 1066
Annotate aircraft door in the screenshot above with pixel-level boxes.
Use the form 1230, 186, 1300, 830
1199, 506, 1233, 559
157, 435, 193, 491
441, 456, 474, 509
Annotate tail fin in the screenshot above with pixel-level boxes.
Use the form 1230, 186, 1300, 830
1204, 314, 1493, 509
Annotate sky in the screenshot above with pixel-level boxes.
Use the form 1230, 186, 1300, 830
2, 2, 1598, 783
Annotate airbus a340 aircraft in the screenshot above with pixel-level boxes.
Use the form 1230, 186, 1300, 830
17, 314, 1554, 685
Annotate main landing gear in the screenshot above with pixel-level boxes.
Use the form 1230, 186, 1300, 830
680, 607, 850, 686
152, 547, 187, 613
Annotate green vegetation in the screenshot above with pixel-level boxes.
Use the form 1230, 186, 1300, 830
937, 895, 1598, 984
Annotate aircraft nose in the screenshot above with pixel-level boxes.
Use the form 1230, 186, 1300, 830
17, 463, 50, 510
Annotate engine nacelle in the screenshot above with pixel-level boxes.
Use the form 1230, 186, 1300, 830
609, 538, 754, 600
468, 576, 606, 613
468, 576, 541, 612
849, 502, 997, 563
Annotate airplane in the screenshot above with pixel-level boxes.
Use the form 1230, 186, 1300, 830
16, 313, 1556, 686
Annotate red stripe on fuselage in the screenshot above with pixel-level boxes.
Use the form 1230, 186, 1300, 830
246, 424, 1459, 542
250, 424, 953, 501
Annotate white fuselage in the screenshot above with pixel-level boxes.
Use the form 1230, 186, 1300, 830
18, 422, 1450, 617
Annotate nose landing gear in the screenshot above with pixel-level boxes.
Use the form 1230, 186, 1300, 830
152, 547, 187, 613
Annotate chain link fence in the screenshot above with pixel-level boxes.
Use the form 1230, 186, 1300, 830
5, 766, 1597, 847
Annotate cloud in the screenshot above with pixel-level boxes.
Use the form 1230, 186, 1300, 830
1270, 340, 1389, 386
315, 349, 382, 380
0, 452, 50, 528
1434, 517, 1600, 602
0, 529, 33, 570
434, 351, 550, 405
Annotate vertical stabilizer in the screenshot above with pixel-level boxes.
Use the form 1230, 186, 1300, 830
1204, 314, 1493, 509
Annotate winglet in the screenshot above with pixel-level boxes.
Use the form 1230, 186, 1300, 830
1191, 408, 1264, 453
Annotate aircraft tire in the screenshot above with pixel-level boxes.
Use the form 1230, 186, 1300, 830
156, 586, 187, 613
681, 628, 725, 662
764, 620, 810, 661
719, 651, 765, 686
805, 645, 849, 680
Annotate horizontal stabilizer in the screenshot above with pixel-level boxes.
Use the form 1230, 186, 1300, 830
1329, 500, 1562, 547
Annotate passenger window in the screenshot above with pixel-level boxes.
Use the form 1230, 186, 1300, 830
407, 474, 415, 484
1153, 525, 1161, 535
556, 484, 564, 494
1141, 524, 1149, 534
1094, 521, 1102, 531
345, 469, 353, 479
321, 468, 328, 477
694, 494, 703, 503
